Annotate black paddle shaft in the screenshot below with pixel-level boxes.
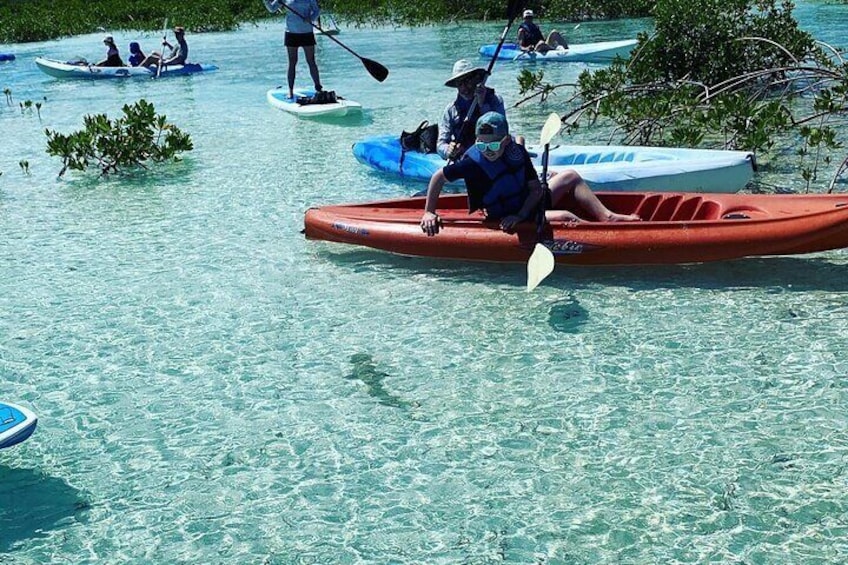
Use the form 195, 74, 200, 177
281, 3, 389, 82
451, 0, 528, 151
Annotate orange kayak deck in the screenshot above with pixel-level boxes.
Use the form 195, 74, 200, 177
304, 192, 848, 266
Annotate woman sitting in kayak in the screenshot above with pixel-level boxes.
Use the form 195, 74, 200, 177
95, 36, 124, 67
420, 112, 639, 236
517, 9, 568, 54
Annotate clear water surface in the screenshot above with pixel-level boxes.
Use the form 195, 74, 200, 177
1, 3, 847, 563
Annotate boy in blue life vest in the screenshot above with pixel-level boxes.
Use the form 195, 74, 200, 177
517, 9, 568, 54
420, 112, 639, 236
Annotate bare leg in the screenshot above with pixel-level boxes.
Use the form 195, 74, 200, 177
303, 45, 322, 91
546, 30, 569, 49
546, 170, 640, 222
139, 53, 160, 67
534, 40, 554, 54
286, 45, 299, 98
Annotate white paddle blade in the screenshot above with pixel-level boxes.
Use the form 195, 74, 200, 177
539, 112, 562, 146
527, 243, 555, 292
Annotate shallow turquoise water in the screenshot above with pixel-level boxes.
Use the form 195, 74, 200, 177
2, 5, 848, 564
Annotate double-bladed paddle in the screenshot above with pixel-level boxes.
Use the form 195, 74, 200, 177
450, 0, 528, 155
266, 1, 389, 82
526, 113, 562, 292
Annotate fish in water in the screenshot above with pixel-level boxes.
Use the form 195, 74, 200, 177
346, 353, 413, 409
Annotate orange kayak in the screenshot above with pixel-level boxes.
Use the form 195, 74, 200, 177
303, 192, 848, 265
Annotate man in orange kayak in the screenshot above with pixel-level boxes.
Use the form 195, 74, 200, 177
420, 112, 639, 236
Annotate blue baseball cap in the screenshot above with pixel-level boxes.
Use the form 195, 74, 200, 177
475, 112, 508, 137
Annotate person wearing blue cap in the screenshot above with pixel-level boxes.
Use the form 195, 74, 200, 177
420, 112, 639, 236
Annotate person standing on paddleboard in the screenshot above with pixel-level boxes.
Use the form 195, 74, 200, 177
266, 0, 323, 99
437, 60, 507, 162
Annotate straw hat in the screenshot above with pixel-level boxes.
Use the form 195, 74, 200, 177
445, 59, 487, 88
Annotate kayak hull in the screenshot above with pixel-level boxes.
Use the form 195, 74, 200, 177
0, 401, 38, 449
35, 57, 218, 79
0, 53, 15, 62
352, 135, 755, 193
304, 192, 848, 266
479, 40, 638, 63
267, 87, 362, 118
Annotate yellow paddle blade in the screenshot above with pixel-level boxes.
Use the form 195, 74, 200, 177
527, 243, 555, 292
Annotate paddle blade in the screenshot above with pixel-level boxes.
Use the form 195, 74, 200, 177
363, 58, 389, 82
527, 243, 555, 292
539, 112, 562, 146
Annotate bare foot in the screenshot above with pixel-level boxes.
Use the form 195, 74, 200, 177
606, 212, 641, 222
546, 210, 583, 223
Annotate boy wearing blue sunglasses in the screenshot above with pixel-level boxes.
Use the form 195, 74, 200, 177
420, 112, 639, 236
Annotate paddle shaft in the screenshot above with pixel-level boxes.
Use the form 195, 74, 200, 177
451, 0, 527, 152
156, 18, 168, 79
281, 3, 388, 81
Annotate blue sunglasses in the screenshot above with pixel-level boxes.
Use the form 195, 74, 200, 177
475, 137, 506, 152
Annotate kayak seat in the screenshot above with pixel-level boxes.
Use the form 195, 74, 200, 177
635, 195, 722, 221
651, 195, 684, 221
694, 201, 721, 220
670, 197, 702, 221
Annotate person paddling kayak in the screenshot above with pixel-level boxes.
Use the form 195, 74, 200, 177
517, 9, 568, 54
437, 60, 506, 162
421, 112, 639, 236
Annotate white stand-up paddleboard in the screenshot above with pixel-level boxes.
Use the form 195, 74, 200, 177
266, 87, 362, 118
0, 401, 38, 449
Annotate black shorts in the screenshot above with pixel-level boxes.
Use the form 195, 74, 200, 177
285, 32, 316, 47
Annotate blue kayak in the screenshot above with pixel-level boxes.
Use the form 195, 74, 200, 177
352, 135, 756, 193
35, 57, 218, 79
0, 401, 38, 449
479, 40, 637, 63
0, 53, 15, 62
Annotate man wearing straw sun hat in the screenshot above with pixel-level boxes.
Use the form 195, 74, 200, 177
437, 59, 507, 162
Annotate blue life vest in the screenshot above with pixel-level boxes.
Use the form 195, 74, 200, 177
519, 22, 544, 47
465, 142, 529, 219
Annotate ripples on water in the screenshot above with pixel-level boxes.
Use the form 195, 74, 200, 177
1, 3, 848, 562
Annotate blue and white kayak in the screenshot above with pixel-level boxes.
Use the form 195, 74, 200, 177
479, 40, 638, 63
0, 53, 15, 62
35, 57, 218, 79
267, 87, 362, 118
352, 135, 756, 193
0, 401, 37, 449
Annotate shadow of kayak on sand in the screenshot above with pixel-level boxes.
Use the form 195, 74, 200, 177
0, 466, 90, 552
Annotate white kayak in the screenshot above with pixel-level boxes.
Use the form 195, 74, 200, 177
35, 57, 218, 79
266, 87, 362, 118
352, 135, 756, 193
0, 401, 37, 449
479, 40, 638, 63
